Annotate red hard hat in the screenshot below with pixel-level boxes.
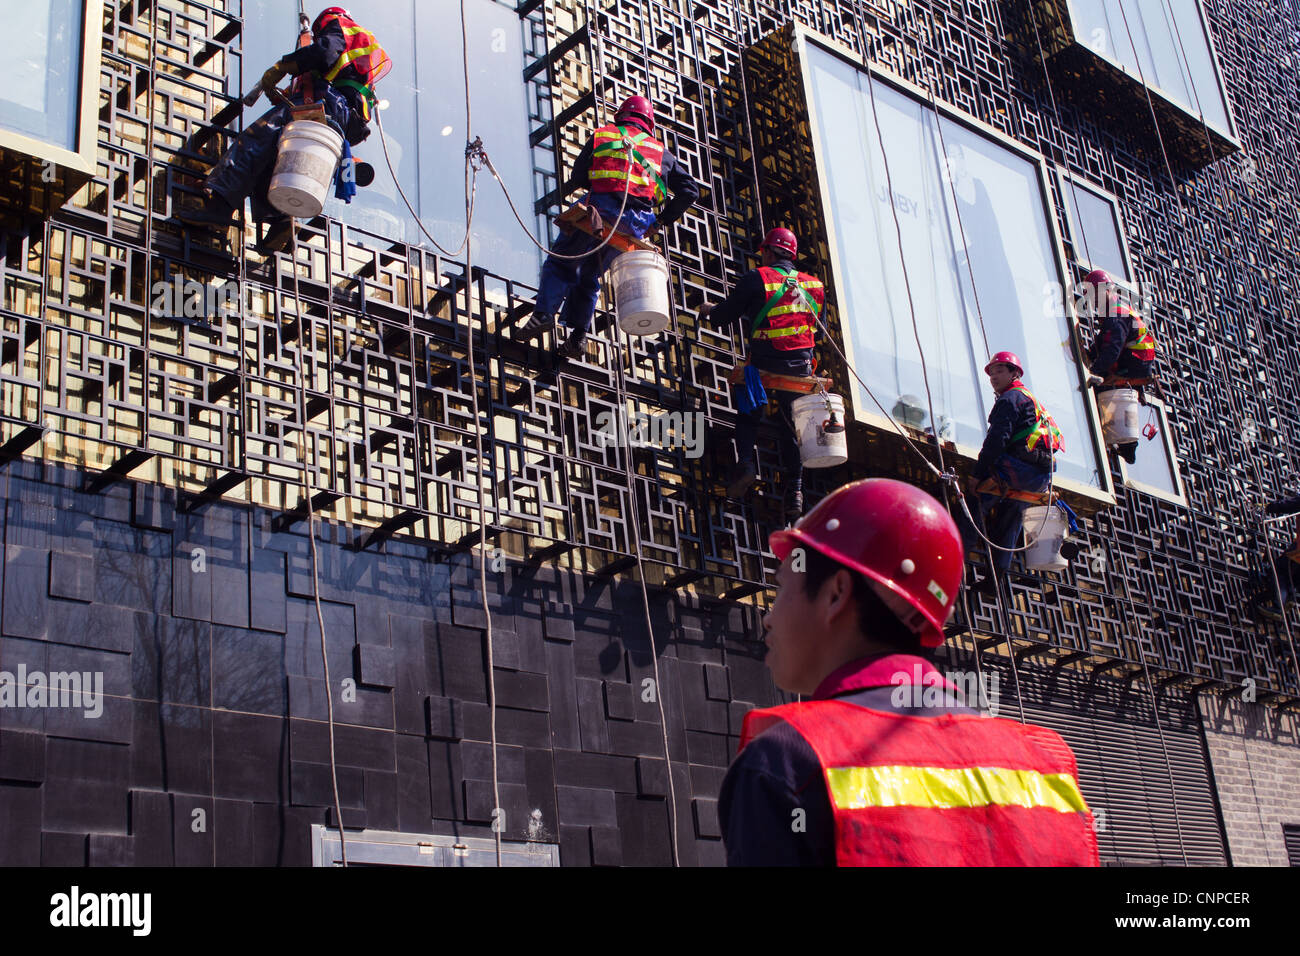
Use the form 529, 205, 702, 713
760, 227, 798, 258
984, 350, 1023, 377
616, 95, 655, 131
1081, 268, 1114, 288
313, 6, 349, 32
769, 479, 964, 648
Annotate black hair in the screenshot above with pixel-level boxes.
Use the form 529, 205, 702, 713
800, 546, 924, 654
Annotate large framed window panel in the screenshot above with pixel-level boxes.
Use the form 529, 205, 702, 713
241, 0, 539, 280
799, 33, 1109, 497
1066, 0, 1236, 141
1055, 169, 1187, 506
0, 0, 100, 174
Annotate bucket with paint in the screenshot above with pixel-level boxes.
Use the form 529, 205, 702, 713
790, 392, 849, 469
609, 250, 671, 335
1023, 504, 1069, 572
268, 120, 344, 218
1097, 387, 1141, 446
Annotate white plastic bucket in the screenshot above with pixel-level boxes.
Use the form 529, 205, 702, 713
609, 250, 671, 335
1098, 387, 1141, 446
790, 393, 849, 469
1023, 504, 1069, 572
268, 120, 344, 218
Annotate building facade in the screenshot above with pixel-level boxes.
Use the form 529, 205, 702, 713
0, 0, 1297, 865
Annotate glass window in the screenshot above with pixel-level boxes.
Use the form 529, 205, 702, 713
1060, 174, 1131, 283
1117, 398, 1185, 503
241, 0, 537, 279
0, 0, 84, 150
1067, 0, 1232, 135
806, 42, 1103, 489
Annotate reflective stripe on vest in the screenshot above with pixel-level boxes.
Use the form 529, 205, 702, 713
1125, 311, 1156, 362
739, 699, 1100, 866
590, 124, 667, 203
1007, 382, 1064, 454
751, 266, 822, 351
318, 13, 392, 101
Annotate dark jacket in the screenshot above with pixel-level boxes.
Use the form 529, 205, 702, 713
282, 20, 371, 142
1088, 305, 1155, 381
719, 654, 981, 866
972, 382, 1052, 480
571, 117, 700, 228
705, 257, 816, 365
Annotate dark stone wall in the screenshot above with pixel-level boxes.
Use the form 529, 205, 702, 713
0, 459, 774, 866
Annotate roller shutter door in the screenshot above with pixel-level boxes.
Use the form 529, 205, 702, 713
959, 659, 1227, 865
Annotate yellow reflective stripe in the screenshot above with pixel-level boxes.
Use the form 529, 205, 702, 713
753, 325, 815, 339
826, 765, 1089, 814
325, 42, 381, 82
764, 304, 814, 318
589, 169, 656, 187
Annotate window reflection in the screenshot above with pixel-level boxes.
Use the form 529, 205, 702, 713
1067, 0, 1232, 135
1, 0, 83, 150
807, 44, 1102, 488
1120, 399, 1184, 501
240, 0, 538, 280
1062, 176, 1131, 282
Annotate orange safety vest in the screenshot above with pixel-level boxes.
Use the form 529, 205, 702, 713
1007, 381, 1064, 454
751, 266, 823, 351
739, 700, 1100, 866
292, 12, 392, 122
589, 124, 667, 203
1123, 306, 1156, 364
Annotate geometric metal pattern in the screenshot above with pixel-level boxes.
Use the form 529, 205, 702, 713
0, 0, 1296, 701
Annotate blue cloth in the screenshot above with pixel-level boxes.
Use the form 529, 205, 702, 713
534, 191, 659, 334
336, 139, 357, 204
736, 364, 768, 415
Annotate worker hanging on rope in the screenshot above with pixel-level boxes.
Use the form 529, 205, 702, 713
960, 351, 1063, 595
1250, 494, 1300, 623
516, 95, 700, 359
1076, 268, 1158, 465
719, 478, 1100, 866
699, 227, 825, 521
178, 7, 390, 251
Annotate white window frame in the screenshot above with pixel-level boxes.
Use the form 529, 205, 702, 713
794, 26, 1114, 506
1063, 0, 1239, 145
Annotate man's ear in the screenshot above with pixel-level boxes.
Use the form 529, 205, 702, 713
820, 568, 856, 625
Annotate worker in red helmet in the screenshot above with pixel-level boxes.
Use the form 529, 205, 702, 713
698, 227, 824, 520
1076, 269, 1157, 465
719, 478, 1100, 866
518, 94, 700, 359
960, 352, 1064, 592
178, 7, 391, 249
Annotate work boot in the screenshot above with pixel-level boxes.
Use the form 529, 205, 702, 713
556, 327, 587, 360
725, 461, 758, 499
176, 191, 237, 228
254, 218, 294, 255
1117, 442, 1138, 465
517, 311, 556, 342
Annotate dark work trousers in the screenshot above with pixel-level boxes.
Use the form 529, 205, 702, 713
206, 88, 356, 224
960, 454, 1051, 573
733, 351, 813, 498
534, 192, 658, 335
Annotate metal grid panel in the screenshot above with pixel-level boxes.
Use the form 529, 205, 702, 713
0, 0, 1295, 696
